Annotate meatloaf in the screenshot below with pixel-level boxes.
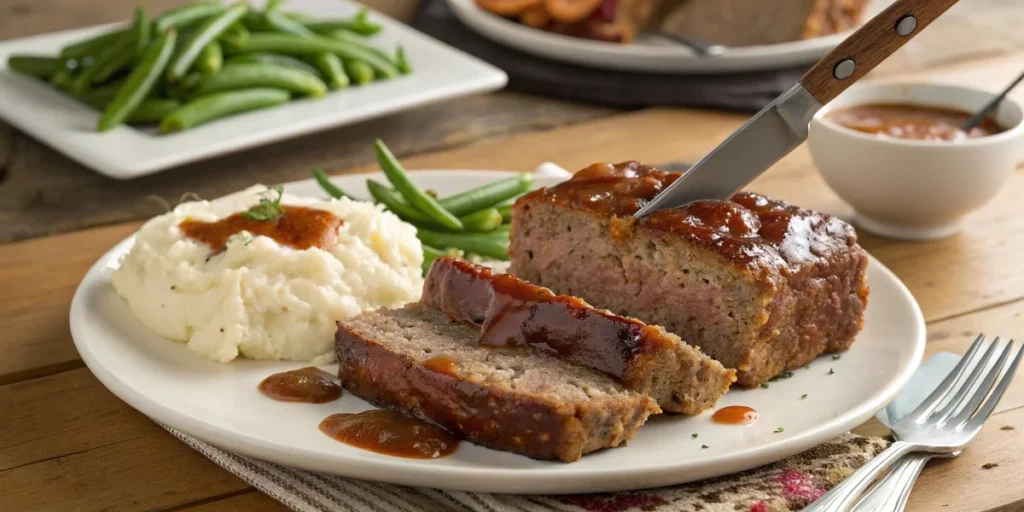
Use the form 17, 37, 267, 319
652, 0, 869, 47
336, 303, 659, 462
421, 256, 734, 414
509, 161, 869, 387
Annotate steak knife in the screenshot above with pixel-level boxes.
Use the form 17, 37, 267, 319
635, 0, 962, 217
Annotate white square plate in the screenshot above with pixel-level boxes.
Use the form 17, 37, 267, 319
0, 0, 507, 179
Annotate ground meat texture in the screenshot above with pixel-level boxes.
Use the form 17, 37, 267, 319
335, 303, 659, 462
508, 162, 869, 387
421, 256, 735, 414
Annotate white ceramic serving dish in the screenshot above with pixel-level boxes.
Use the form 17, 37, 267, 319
808, 82, 1024, 241
71, 169, 925, 494
0, 0, 507, 179
445, 0, 891, 74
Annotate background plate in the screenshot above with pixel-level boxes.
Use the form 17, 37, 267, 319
0, 0, 506, 179
445, 0, 891, 74
70, 170, 925, 494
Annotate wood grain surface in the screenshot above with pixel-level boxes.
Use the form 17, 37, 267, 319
2, 0, 1024, 511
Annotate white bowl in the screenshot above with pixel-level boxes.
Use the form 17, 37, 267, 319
808, 82, 1024, 240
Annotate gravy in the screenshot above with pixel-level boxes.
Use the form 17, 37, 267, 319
711, 405, 758, 426
179, 206, 342, 252
827, 103, 1003, 141
319, 410, 460, 459
258, 367, 342, 403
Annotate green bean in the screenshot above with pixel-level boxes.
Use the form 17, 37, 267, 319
283, 11, 317, 24
59, 28, 128, 61
7, 55, 62, 78
219, 23, 250, 52
343, 58, 373, 85
240, 10, 264, 31
98, 29, 177, 132
168, 3, 249, 81
312, 53, 348, 89
329, 30, 392, 66
492, 223, 512, 234
366, 180, 436, 225
132, 6, 152, 52
195, 63, 326, 97
368, 181, 505, 231
48, 68, 73, 89
76, 80, 127, 108
264, 0, 286, 12
226, 52, 319, 75
459, 208, 502, 232
78, 32, 136, 90
155, 2, 225, 32
374, 140, 462, 230
264, 10, 317, 38
439, 174, 533, 217
235, 33, 399, 79
304, 9, 382, 36
166, 72, 204, 101
197, 41, 223, 74
160, 88, 291, 132
496, 201, 514, 223
396, 45, 411, 74
127, 98, 182, 124
416, 229, 509, 261
313, 170, 351, 199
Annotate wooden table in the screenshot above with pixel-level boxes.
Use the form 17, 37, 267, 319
2, 1, 1023, 510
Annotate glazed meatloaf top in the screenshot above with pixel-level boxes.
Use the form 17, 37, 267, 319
521, 161, 860, 280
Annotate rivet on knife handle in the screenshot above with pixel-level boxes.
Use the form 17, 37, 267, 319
799, 0, 961, 104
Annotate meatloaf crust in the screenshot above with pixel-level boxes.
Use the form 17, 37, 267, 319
336, 303, 659, 462
509, 161, 869, 387
421, 256, 734, 414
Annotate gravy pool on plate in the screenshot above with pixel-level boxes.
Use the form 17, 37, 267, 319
827, 103, 1004, 141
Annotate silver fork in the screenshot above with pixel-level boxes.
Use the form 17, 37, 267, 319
803, 334, 1023, 512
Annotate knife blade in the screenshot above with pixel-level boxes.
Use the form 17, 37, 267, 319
635, 0, 962, 218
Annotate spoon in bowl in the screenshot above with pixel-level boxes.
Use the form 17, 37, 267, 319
961, 68, 1024, 131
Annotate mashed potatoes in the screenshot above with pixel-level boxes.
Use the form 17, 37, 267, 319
111, 185, 424, 363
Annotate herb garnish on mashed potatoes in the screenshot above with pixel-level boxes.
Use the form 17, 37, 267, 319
111, 185, 424, 363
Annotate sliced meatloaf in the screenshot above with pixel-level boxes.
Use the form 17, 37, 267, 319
336, 303, 660, 462
421, 256, 734, 414
509, 161, 869, 387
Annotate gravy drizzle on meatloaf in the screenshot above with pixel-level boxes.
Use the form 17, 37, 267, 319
422, 257, 734, 414
509, 161, 869, 387
336, 304, 659, 462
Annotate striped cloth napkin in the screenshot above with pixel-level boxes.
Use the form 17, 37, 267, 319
160, 424, 886, 512
159, 163, 886, 511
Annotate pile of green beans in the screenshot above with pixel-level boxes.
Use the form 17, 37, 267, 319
5, 1, 408, 133
314, 140, 534, 273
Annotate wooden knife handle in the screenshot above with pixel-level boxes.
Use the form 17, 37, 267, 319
799, 0, 961, 104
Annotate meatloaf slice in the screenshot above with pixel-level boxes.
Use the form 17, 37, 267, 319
421, 256, 734, 414
509, 161, 869, 388
336, 303, 659, 462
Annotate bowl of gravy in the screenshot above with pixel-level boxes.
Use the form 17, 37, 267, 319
809, 82, 1024, 240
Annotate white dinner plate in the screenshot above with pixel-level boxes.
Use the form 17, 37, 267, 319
0, 0, 506, 179
446, 0, 891, 74
70, 170, 925, 494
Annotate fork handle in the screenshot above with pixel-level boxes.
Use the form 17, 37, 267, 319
803, 441, 916, 512
851, 454, 933, 512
